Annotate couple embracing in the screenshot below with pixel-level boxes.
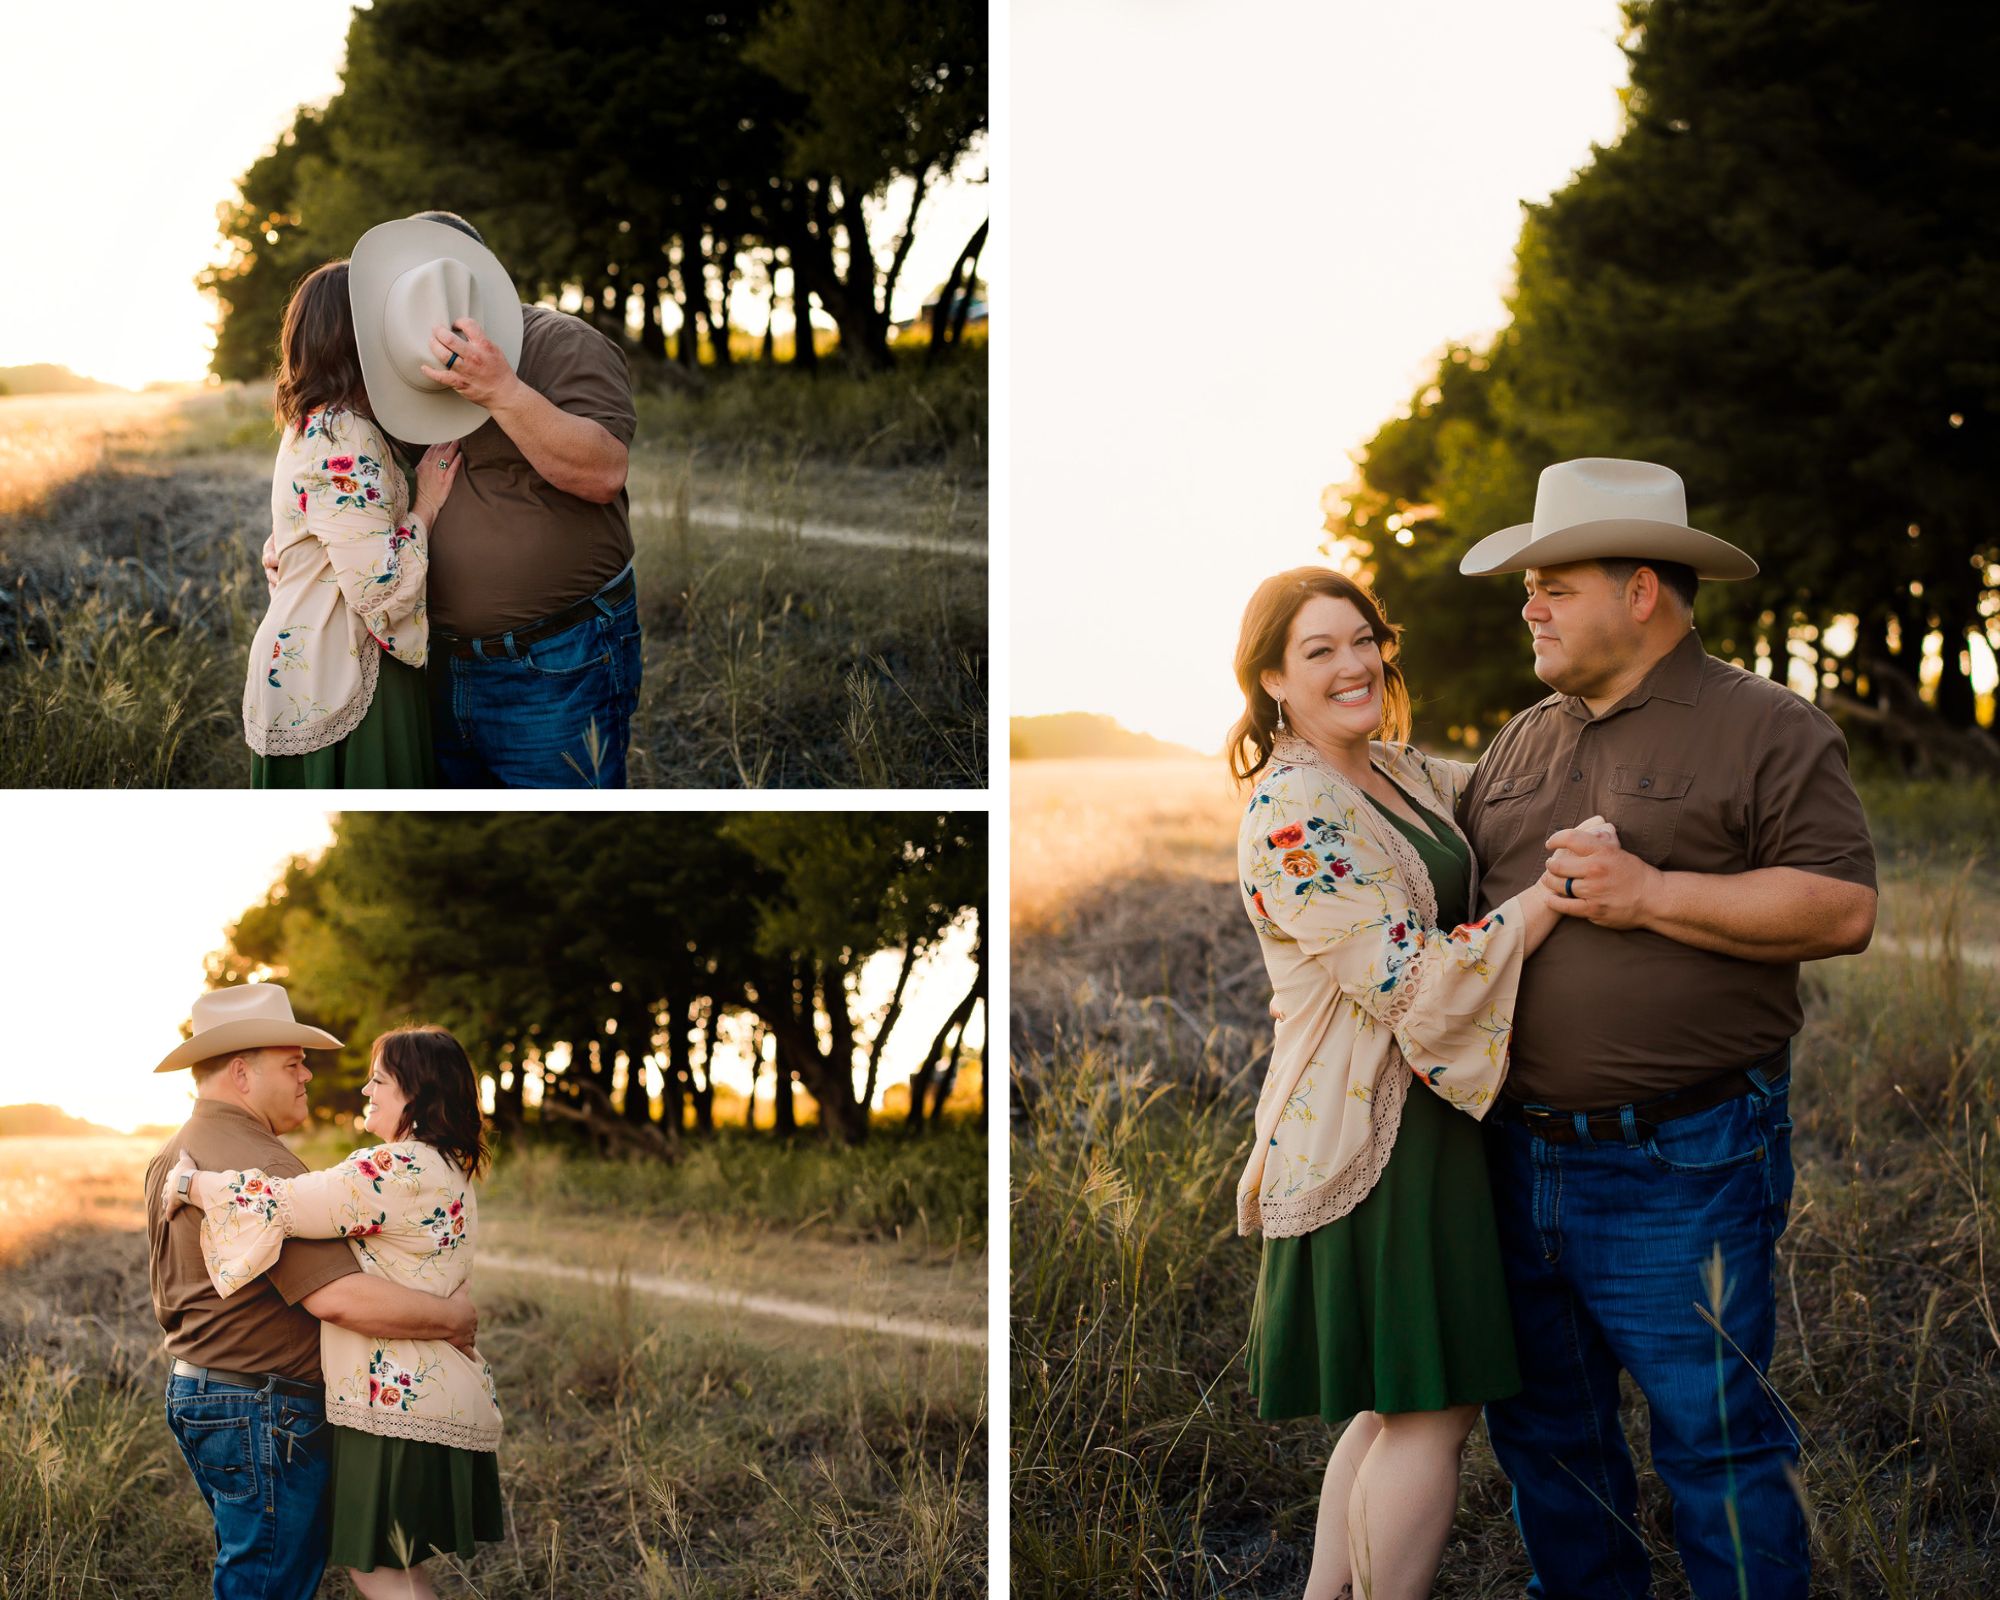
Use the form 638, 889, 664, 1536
1232, 459, 1879, 1598
143, 984, 502, 1596
243, 211, 641, 789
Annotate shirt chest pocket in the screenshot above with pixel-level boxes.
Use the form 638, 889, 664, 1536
1476, 769, 1547, 860
1607, 765, 1694, 865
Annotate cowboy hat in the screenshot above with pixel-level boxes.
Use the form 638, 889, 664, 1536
1458, 457, 1758, 580
349, 217, 524, 445
155, 984, 344, 1074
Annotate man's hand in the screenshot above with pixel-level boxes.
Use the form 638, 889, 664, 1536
261, 533, 280, 591
1540, 825, 1660, 930
442, 1281, 478, 1354
421, 317, 523, 411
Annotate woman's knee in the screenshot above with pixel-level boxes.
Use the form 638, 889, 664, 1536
1377, 1402, 1480, 1449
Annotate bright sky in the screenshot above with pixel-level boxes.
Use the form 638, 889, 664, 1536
4, 2, 989, 390
1012, 0, 1632, 752
0, 797, 982, 1135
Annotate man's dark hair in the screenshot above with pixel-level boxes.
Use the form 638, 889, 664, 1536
409, 210, 484, 246
372, 1025, 490, 1177
1598, 557, 1698, 612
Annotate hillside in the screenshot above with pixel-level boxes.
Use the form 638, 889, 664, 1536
0, 1103, 124, 1138
0, 364, 126, 397
1010, 712, 1206, 762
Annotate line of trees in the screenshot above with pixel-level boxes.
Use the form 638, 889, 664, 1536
202, 0, 988, 381
204, 812, 987, 1148
1329, 0, 1997, 756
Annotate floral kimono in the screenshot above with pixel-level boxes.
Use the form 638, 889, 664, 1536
242, 406, 431, 758
198, 1139, 500, 1450
1236, 734, 1533, 1239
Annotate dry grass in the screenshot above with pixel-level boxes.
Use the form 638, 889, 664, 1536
0, 1129, 987, 1598
1010, 758, 2000, 1598
0, 368, 986, 790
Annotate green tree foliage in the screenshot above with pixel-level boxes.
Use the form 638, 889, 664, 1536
207, 813, 985, 1147
202, 0, 988, 379
1331, 0, 1999, 741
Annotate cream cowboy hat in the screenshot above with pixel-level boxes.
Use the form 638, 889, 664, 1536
154, 984, 344, 1074
349, 217, 524, 445
1458, 457, 1758, 580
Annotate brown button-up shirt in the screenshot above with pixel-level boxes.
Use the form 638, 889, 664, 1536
425, 304, 638, 637
144, 1099, 358, 1381
1458, 628, 1876, 1109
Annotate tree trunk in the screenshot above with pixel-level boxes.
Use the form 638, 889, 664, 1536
639, 274, 667, 362
619, 1001, 654, 1128
692, 1001, 718, 1134
927, 218, 988, 363
671, 249, 697, 367
761, 250, 778, 364
832, 180, 890, 369
905, 968, 982, 1128
772, 1049, 796, 1135
879, 164, 932, 341
929, 1019, 968, 1125
661, 992, 688, 1136
492, 1042, 524, 1130
708, 236, 735, 370
949, 223, 988, 347
863, 943, 919, 1118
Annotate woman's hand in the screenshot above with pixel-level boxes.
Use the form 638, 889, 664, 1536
261, 532, 280, 591
411, 440, 464, 524
162, 1150, 199, 1217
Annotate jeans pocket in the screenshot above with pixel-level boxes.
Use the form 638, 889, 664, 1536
272, 1401, 325, 1465
1642, 1099, 1768, 1174
173, 1413, 258, 1504
521, 617, 614, 678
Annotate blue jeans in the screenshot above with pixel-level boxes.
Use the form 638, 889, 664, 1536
165, 1373, 332, 1600
1483, 1064, 1803, 1600
429, 568, 642, 788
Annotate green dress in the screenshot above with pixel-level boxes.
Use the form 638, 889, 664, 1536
1246, 781, 1521, 1422
328, 1426, 505, 1572
251, 651, 434, 788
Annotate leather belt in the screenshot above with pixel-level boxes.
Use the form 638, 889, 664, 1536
432, 568, 636, 659
170, 1357, 323, 1397
1494, 1047, 1788, 1146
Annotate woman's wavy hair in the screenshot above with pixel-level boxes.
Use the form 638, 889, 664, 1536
372, 1026, 489, 1179
273, 260, 369, 435
1227, 566, 1412, 783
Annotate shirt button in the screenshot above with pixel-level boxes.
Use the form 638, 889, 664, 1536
1502, 780, 1514, 792
1640, 777, 1652, 789
1571, 770, 1582, 781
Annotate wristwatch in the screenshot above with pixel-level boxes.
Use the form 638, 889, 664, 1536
175, 1170, 195, 1205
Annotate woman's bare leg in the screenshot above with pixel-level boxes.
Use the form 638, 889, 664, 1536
1302, 1409, 1383, 1600
348, 1562, 438, 1600
1347, 1404, 1480, 1600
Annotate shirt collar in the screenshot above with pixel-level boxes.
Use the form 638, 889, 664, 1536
188, 1098, 277, 1137
1561, 628, 1705, 722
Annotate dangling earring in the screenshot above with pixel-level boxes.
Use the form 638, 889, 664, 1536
1273, 695, 1287, 734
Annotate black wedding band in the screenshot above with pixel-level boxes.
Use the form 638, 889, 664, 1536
1564, 876, 1576, 898
443, 350, 460, 370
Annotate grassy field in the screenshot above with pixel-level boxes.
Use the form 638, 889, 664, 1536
0, 357, 986, 789
0, 1128, 987, 1597
1011, 755, 2000, 1598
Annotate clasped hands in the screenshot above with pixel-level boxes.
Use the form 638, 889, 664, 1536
1539, 816, 1659, 930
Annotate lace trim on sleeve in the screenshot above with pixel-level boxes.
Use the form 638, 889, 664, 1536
1243, 1056, 1412, 1238
243, 636, 380, 757
325, 1401, 501, 1452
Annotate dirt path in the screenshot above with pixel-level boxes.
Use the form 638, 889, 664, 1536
631, 498, 986, 558
479, 1249, 985, 1348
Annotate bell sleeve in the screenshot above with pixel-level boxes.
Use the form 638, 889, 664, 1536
291, 422, 429, 665
198, 1146, 420, 1299
1243, 762, 1528, 1115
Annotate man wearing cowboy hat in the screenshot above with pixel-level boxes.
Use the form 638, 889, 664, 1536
143, 984, 480, 1600
1454, 458, 1878, 1600
347, 210, 642, 788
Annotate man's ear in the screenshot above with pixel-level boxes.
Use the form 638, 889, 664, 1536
1627, 566, 1663, 625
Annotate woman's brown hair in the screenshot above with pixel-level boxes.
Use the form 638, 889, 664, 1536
372, 1026, 490, 1179
1227, 566, 1412, 783
272, 260, 370, 434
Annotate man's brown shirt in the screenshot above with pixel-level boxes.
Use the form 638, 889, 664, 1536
1458, 629, 1876, 1109
144, 1100, 357, 1381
